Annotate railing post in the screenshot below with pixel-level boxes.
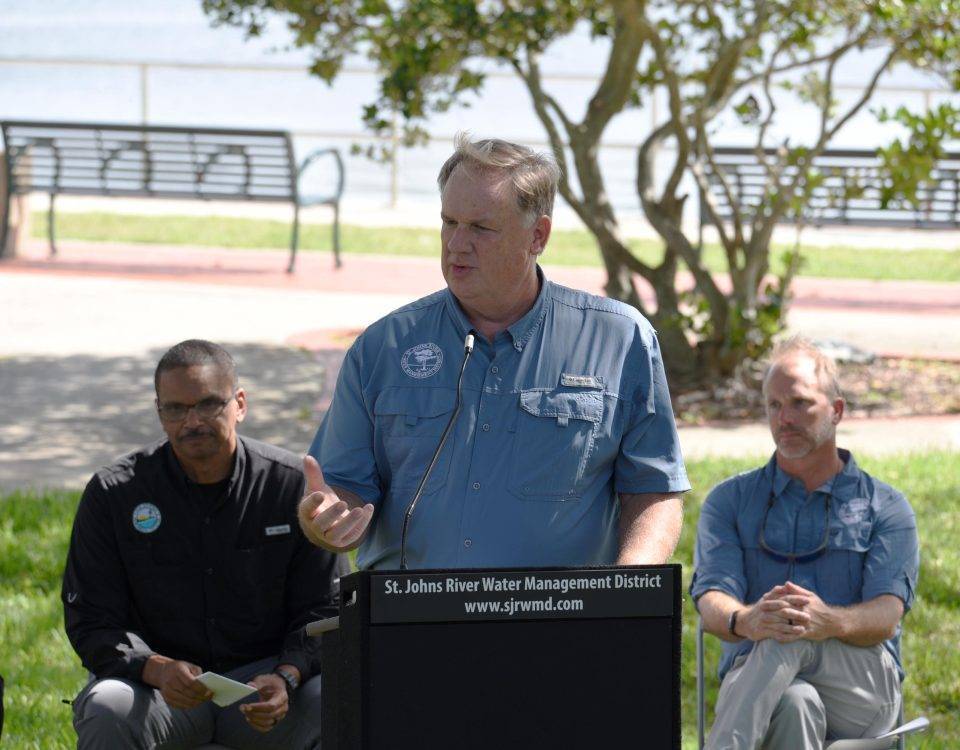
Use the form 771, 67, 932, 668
139, 64, 149, 125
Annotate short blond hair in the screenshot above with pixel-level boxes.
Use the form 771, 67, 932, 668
437, 133, 560, 223
763, 336, 843, 401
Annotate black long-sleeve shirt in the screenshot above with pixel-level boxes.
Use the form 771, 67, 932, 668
62, 436, 347, 682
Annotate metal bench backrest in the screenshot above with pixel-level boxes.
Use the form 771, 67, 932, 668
1, 121, 298, 204
702, 147, 960, 229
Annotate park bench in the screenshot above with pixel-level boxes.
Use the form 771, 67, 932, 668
698, 147, 960, 245
0, 120, 345, 272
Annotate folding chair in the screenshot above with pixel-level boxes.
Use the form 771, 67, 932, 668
695, 617, 926, 750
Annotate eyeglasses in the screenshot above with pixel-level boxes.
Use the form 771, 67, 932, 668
156, 395, 235, 422
758, 489, 832, 565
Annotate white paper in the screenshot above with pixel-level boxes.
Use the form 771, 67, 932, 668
875, 717, 930, 740
196, 671, 258, 707
825, 716, 930, 750
825, 738, 896, 749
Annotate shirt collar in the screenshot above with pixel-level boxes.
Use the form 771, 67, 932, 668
443, 287, 474, 339
764, 447, 860, 499
506, 266, 551, 351
443, 266, 551, 351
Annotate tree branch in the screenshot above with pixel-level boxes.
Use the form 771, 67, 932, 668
637, 123, 727, 322
512, 54, 579, 204
581, 1, 646, 141
754, 42, 903, 258
515, 50, 655, 280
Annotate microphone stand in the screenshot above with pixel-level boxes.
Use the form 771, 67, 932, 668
399, 332, 475, 570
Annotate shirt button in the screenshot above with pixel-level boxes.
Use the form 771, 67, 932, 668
207, 617, 216, 626
490, 365, 499, 374
464, 539, 472, 548
472, 482, 481, 490
205, 568, 214, 575
204, 518, 211, 525
481, 423, 490, 431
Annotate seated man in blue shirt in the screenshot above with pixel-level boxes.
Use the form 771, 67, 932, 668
297, 133, 690, 569
691, 337, 919, 749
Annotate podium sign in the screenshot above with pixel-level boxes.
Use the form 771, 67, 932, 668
322, 565, 681, 749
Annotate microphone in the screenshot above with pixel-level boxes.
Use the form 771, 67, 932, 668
399, 331, 476, 570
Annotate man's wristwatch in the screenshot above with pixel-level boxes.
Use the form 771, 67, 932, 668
727, 609, 742, 638
273, 666, 300, 705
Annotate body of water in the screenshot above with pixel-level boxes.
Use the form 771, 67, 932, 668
1, 0, 954, 219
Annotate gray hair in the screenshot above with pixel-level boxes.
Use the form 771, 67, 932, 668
154, 339, 237, 394
437, 133, 560, 224
763, 336, 842, 401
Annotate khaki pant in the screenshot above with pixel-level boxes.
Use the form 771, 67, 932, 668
706, 639, 901, 750
73, 656, 322, 750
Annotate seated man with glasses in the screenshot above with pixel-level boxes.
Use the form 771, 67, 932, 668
691, 337, 919, 749
63, 339, 347, 750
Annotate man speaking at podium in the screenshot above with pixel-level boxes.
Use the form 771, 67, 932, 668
299, 134, 690, 570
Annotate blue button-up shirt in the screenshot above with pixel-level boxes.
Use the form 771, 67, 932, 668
690, 450, 919, 680
310, 270, 690, 570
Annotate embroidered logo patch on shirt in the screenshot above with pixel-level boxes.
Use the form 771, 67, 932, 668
560, 373, 603, 389
401, 342, 444, 379
132, 502, 162, 534
265, 524, 292, 537
837, 497, 870, 524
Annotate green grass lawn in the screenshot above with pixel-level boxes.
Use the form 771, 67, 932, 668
32, 211, 960, 283
2, 452, 957, 748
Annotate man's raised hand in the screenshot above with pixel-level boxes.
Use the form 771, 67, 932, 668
298, 455, 374, 552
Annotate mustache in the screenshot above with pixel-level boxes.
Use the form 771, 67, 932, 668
776, 429, 808, 440
179, 428, 215, 439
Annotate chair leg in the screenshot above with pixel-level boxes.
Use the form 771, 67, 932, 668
332, 201, 342, 268
0, 189, 10, 259
288, 202, 300, 273
697, 617, 706, 750
48, 193, 57, 258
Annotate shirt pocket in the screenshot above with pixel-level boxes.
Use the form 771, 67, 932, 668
744, 547, 790, 599
226, 544, 290, 625
816, 513, 870, 604
373, 387, 457, 494
118, 540, 191, 625
508, 388, 603, 501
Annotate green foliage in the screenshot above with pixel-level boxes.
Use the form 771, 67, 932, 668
0, 490, 84, 749
199, 0, 960, 388
875, 103, 960, 209
4, 452, 959, 747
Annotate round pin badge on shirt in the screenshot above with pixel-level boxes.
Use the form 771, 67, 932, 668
401, 342, 444, 379
132, 502, 162, 534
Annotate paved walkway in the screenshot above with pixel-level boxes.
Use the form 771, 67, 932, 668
6, 239, 960, 359
1, 238, 958, 491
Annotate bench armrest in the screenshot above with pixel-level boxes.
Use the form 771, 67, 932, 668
297, 147, 345, 206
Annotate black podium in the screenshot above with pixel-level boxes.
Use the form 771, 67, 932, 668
320, 565, 681, 749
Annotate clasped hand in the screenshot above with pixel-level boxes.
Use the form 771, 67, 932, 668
740, 581, 835, 643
